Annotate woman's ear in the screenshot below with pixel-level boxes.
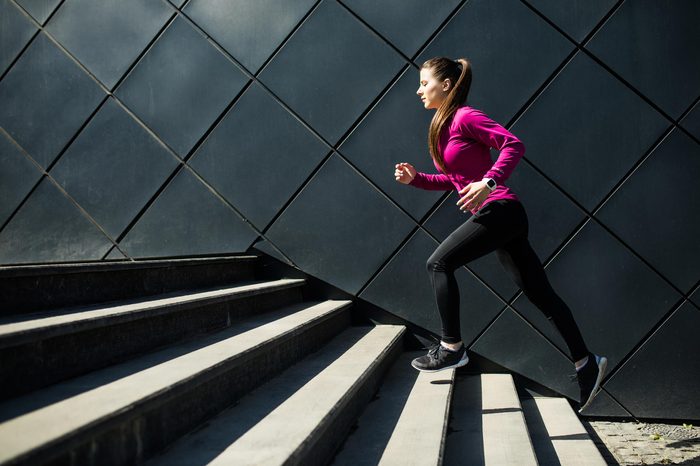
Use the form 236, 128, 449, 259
442, 79, 451, 92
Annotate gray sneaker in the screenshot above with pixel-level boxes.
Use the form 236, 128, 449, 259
411, 342, 469, 372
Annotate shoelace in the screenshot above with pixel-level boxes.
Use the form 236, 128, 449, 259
422, 336, 464, 360
420, 336, 446, 360
427, 344, 443, 359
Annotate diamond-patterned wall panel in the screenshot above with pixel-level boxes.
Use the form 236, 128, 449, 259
339, 66, 445, 221
586, 0, 700, 119
416, 0, 574, 124
597, 128, 700, 293
0, 0, 37, 76
603, 301, 700, 419
258, 0, 405, 145
118, 168, 258, 258
1, 0, 698, 419
511, 50, 668, 211
680, 100, 700, 144
0, 131, 43, 226
14, 0, 60, 25
0, 32, 105, 168
184, 0, 316, 74
342, 0, 460, 58
690, 287, 699, 308
46, 0, 173, 89
0, 177, 112, 263
116, 15, 248, 157
266, 154, 414, 294
189, 82, 328, 230
49, 98, 179, 239
105, 247, 126, 260
526, 0, 616, 42
169, 0, 186, 9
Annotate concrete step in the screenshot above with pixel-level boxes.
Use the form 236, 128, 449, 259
521, 396, 607, 465
445, 373, 539, 466
0, 299, 352, 466
0, 278, 307, 399
146, 324, 406, 466
0, 255, 260, 316
330, 351, 455, 466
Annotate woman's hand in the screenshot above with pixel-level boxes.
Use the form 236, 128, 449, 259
456, 180, 490, 212
395, 162, 417, 184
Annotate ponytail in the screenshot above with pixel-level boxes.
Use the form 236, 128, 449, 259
423, 57, 472, 173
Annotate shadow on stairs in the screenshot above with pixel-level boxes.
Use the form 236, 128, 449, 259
0, 253, 609, 465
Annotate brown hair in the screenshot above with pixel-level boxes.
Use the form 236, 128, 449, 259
422, 57, 472, 173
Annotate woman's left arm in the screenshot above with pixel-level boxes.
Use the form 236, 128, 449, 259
458, 109, 526, 185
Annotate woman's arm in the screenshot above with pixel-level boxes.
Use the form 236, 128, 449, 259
409, 171, 455, 190
458, 109, 525, 185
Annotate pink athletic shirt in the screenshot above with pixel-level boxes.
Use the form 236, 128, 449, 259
409, 105, 525, 215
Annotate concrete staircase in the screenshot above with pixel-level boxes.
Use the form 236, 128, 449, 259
0, 254, 606, 465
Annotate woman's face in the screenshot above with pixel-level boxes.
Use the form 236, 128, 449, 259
416, 67, 451, 110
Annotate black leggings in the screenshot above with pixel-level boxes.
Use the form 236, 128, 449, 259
426, 199, 589, 362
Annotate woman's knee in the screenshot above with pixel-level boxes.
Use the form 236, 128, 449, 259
426, 255, 450, 273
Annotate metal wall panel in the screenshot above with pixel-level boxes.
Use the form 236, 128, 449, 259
189, 82, 328, 230
258, 0, 404, 145
14, 0, 60, 24
0, 32, 104, 168
184, 0, 316, 74
0, 0, 37, 75
45, 0, 172, 89
266, 153, 414, 294
1, 0, 697, 419
0, 177, 113, 262
115, 15, 248, 156
0, 131, 43, 226
49, 98, 179, 238
587, 0, 700, 119
339, 67, 443, 221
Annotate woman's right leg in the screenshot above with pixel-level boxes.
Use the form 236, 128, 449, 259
426, 218, 493, 345
426, 201, 527, 345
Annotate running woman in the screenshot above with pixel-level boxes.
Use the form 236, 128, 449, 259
394, 57, 607, 412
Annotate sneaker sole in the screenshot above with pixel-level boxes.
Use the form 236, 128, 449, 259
578, 356, 608, 413
411, 352, 469, 373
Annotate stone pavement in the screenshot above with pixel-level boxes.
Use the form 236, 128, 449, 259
582, 419, 700, 465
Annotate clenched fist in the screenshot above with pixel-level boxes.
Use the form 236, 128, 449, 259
395, 162, 417, 184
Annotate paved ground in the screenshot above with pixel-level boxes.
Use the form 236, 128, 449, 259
582, 419, 700, 465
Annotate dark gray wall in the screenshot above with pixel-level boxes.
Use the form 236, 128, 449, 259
1, 0, 698, 420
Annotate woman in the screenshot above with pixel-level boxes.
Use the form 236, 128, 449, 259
394, 57, 607, 413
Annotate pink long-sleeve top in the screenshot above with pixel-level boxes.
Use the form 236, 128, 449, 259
409, 105, 525, 215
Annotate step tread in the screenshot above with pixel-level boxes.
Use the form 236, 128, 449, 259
445, 373, 538, 466
0, 278, 306, 346
522, 396, 606, 465
148, 325, 406, 466
331, 351, 455, 466
0, 299, 351, 464
380, 355, 454, 466
481, 374, 538, 466
0, 255, 259, 278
